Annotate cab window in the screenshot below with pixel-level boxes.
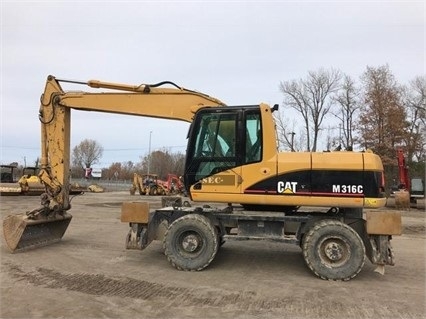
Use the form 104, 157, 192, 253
191, 112, 238, 180
245, 112, 262, 163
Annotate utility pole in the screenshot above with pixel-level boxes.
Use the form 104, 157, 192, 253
290, 132, 295, 152
147, 131, 152, 175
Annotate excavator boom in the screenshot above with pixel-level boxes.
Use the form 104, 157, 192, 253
3, 75, 226, 252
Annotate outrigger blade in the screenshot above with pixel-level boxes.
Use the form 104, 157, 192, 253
3, 213, 72, 252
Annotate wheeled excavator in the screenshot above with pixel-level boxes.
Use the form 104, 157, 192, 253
3, 75, 401, 280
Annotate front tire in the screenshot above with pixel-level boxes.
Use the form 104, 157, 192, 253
302, 219, 366, 281
163, 214, 218, 271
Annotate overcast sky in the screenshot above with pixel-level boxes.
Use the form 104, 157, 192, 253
1, 0, 424, 168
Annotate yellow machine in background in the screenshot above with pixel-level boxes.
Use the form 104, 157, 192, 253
130, 173, 165, 195
1, 166, 84, 196
18, 167, 45, 195
3, 75, 401, 281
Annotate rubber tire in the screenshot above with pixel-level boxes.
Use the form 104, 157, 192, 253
163, 214, 218, 271
302, 219, 366, 281
150, 187, 158, 196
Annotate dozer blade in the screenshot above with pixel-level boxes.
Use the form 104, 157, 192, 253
3, 213, 72, 252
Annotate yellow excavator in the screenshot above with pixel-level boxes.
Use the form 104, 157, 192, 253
3, 75, 401, 280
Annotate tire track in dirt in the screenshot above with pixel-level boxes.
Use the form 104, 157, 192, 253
5, 262, 283, 312
4, 262, 421, 319
403, 224, 425, 235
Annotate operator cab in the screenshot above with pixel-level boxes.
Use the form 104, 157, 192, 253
184, 105, 263, 191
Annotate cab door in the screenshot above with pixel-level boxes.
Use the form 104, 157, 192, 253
185, 109, 242, 199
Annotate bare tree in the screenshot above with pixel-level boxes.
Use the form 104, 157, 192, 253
407, 76, 426, 125
34, 157, 40, 168
72, 139, 104, 169
273, 113, 305, 151
324, 125, 341, 151
279, 68, 342, 151
332, 74, 360, 150
104, 162, 123, 180
403, 76, 426, 162
139, 148, 184, 179
103, 161, 135, 180
170, 152, 186, 175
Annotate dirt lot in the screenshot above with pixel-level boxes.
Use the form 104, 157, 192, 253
1, 192, 425, 319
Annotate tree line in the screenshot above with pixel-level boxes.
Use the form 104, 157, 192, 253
71, 144, 185, 182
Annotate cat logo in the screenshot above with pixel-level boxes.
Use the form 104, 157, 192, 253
277, 181, 297, 194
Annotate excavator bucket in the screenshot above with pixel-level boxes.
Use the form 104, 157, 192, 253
3, 213, 72, 252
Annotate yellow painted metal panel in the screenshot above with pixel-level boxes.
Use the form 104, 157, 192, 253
121, 202, 150, 223
366, 211, 402, 235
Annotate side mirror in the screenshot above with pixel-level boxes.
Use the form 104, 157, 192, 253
271, 104, 279, 113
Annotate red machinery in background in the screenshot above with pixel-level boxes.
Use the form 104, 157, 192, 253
396, 149, 410, 191
390, 149, 425, 207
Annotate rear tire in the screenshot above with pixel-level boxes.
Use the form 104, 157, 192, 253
163, 214, 218, 271
150, 186, 158, 196
302, 219, 365, 281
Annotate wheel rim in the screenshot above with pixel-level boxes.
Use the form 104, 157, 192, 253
178, 231, 203, 256
318, 236, 351, 268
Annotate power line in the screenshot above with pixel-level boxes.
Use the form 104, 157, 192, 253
2, 146, 39, 150
103, 145, 186, 152
2, 145, 187, 151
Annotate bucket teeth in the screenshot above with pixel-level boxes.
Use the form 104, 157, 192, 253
3, 213, 72, 252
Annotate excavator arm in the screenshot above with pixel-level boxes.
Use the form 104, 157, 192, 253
3, 75, 226, 252
41, 76, 225, 209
